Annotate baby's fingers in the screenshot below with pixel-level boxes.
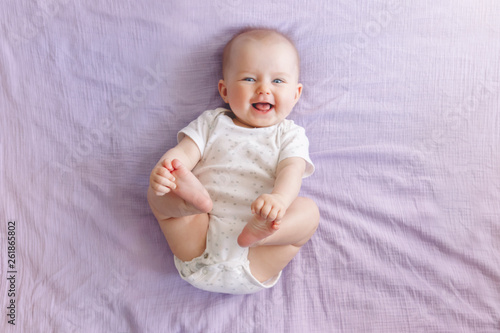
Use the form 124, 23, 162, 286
155, 170, 177, 188
251, 197, 265, 215
152, 162, 176, 182
274, 208, 286, 221
267, 206, 285, 222
162, 159, 174, 171
268, 207, 285, 222
259, 203, 274, 220
151, 184, 171, 196
254, 202, 277, 221
150, 171, 177, 196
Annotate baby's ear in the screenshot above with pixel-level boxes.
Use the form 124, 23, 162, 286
218, 79, 229, 103
294, 83, 303, 103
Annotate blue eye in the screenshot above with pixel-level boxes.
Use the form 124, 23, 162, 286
243, 78, 255, 82
273, 79, 284, 84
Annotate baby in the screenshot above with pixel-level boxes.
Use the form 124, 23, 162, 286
148, 28, 319, 294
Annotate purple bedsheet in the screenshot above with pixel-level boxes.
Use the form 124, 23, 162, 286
1, 1, 499, 332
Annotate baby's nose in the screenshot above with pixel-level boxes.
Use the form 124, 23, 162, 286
257, 84, 271, 95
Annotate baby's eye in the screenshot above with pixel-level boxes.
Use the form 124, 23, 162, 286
273, 79, 284, 84
243, 78, 256, 82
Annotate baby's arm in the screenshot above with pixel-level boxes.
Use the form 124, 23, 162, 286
149, 136, 201, 196
251, 157, 306, 224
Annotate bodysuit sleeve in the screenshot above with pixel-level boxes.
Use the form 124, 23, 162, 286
278, 121, 315, 178
177, 108, 224, 156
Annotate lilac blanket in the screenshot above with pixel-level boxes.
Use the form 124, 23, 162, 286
1, 1, 499, 332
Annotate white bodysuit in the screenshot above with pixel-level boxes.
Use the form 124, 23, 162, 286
174, 108, 314, 294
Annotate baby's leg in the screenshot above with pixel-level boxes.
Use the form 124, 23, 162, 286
148, 159, 212, 261
157, 213, 210, 262
247, 197, 320, 282
148, 159, 212, 219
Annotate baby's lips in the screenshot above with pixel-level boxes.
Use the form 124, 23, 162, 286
252, 103, 273, 111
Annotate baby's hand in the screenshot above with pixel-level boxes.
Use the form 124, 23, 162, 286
251, 193, 287, 227
149, 159, 177, 196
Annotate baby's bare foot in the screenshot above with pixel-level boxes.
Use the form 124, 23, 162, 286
170, 159, 213, 213
237, 216, 279, 248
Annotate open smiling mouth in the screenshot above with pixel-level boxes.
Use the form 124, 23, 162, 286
252, 103, 274, 113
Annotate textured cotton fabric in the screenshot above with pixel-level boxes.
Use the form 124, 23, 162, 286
1, 1, 499, 332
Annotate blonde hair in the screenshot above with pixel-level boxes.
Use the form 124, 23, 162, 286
221, 28, 300, 78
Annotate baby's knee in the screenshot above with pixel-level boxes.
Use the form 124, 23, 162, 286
294, 197, 320, 235
298, 197, 320, 220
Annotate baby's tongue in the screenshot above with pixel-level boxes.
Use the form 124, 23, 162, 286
254, 103, 271, 111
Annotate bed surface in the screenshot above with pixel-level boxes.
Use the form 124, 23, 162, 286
1, 1, 499, 332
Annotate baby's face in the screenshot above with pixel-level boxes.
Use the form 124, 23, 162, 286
218, 35, 302, 128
